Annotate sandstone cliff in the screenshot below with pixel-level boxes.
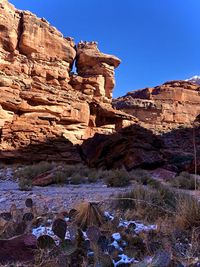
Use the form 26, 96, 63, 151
0, 0, 135, 162
113, 80, 200, 133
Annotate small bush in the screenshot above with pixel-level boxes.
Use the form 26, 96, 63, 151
130, 169, 161, 188
61, 164, 89, 178
104, 169, 130, 187
54, 171, 68, 185
16, 161, 53, 180
171, 171, 200, 190
87, 169, 100, 183
18, 177, 32, 191
70, 173, 85, 185
175, 193, 200, 230
117, 185, 177, 222
129, 169, 150, 180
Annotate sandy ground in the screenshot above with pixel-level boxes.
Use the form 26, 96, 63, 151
0, 178, 133, 212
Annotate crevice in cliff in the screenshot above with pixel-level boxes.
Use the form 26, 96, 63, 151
16, 12, 24, 52
0, 129, 2, 142
70, 59, 78, 76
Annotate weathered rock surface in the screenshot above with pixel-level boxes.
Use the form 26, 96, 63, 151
81, 125, 164, 170
81, 124, 200, 173
0, 0, 135, 162
113, 80, 200, 133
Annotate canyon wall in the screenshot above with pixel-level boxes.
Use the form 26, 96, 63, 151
0, 0, 135, 162
113, 80, 200, 133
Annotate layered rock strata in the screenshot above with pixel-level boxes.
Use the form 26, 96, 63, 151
113, 80, 200, 133
0, 0, 135, 162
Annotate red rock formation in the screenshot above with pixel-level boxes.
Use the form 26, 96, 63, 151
81, 125, 164, 170
0, 0, 135, 162
113, 80, 200, 133
76, 41, 120, 99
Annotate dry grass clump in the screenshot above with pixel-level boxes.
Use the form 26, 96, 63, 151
73, 202, 105, 230
169, 171, 200, 190
117, 185, 177, 222
117, 183, 200, 232
104, 169, 130, 187
175, 193, 200, 230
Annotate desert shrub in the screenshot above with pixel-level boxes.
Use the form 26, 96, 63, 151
130, 169, 150, 180
87, 168, 110, 183
70, 173, 85, 185
87, 169, 101, 183
61, 164, 90, 178
116, 185, 177, 222
170, 171, 200, 190
175, 193, 200, 230
130, 169, 162, 188
16, 161, 53, 180
104, 169, 130, 187
18, 177, 33, 191
53, 171, 68, 185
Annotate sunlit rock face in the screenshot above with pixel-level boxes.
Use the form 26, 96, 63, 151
0, 0, 135, 162
113, 80, 200, 133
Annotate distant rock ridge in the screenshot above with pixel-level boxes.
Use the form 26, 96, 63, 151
113, 80, 200, 133
0, 0, 135, 162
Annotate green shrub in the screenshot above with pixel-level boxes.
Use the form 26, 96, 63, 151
87, 168, 109, 183
61, 164, 89, 178
70, 173, 85, 185
104, 169, 130, 187
129, 169, 161, 188
18, 177, 33, 191
171, 171, 200, 190
16, 161, 53, 180
87, 169, 100, 183
54, 171, 68, 185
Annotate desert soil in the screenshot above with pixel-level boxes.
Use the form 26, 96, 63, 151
0, 168, 132, 213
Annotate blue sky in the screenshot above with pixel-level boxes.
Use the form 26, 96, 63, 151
10, 0, 200, 97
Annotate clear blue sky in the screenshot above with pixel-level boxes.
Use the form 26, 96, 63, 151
10, 0, 200, 97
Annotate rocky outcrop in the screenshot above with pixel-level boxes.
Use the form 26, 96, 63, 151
0, 0, 135, 162
81, 125, 164, 170
113, 80, 200, 133
75, 41, 120, 99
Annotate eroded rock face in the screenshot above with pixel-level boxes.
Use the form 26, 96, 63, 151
0, 0, 135, 162
113, 80, 200, 133
81, 125, 164, 170
76, 41, 121, 100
